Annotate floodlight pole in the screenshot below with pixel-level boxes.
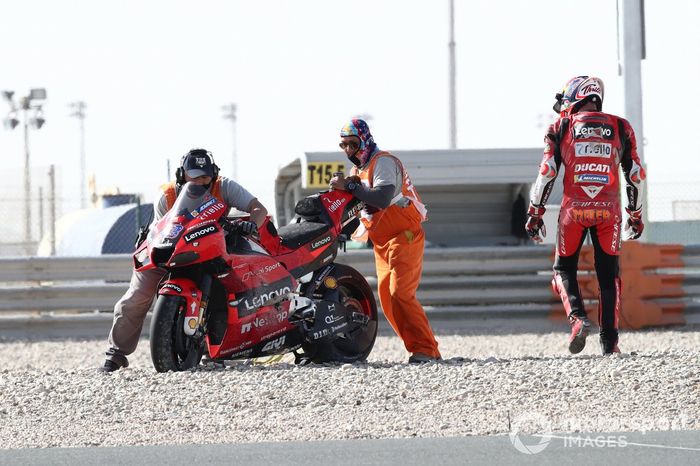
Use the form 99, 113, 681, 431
69, 101, 87, 208
22, 97, 32, 247
3, 89, 46, 252
618, 0, 648, 237
448, 0, 457, 149
222, 103, 238, 180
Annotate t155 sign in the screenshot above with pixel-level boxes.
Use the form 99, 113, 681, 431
305, 162, 345, 189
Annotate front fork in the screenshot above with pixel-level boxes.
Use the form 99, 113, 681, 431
183, 274, 213, 337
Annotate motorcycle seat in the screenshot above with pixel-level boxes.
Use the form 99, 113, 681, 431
277, 221, 330, 249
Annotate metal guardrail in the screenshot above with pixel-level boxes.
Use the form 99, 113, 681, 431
0, 247, 554, 313
1, 245, 699, 326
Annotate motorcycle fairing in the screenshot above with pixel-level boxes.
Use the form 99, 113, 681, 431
218, 328, 304, 360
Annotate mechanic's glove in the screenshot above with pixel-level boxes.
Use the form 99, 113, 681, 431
625, 207, 644, 240
222, 219, 258, 236
525, 204, 547, 244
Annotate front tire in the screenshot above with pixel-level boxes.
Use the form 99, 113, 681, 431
150, 295, 203, 372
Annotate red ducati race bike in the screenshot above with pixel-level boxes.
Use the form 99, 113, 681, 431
134, 182, 377, 372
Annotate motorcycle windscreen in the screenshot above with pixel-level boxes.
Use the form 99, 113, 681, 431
170, 182, 218, 218
147, 182, 226, 266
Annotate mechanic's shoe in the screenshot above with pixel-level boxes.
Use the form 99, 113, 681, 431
98, 348, 129, 373
600, 337, 620, 355
408, 353, 441, 364
567, 315, 591, 354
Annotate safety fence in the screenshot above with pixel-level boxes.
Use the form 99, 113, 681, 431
0, 244, 699, 329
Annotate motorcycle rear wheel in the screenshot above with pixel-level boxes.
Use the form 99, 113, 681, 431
150, 295, 204, 372
302, 264, 378, 363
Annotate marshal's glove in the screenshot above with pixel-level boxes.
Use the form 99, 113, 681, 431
625, 207, 644, 240
222, 218, 258, 236
525, 204, 547, 244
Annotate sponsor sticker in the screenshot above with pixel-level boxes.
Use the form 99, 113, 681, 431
322, 196, 347, 213
199, 202, 226, 220
261, 336, 285, 352
311, 235, 332, 250
240, 310, 290, 333
574, 163, 610, 173
574, 142, 612, 158
581, 185, 604, 199
184, 225, 217, 243
323, 276, 338, 289
573, 123, 614, 140
161, 283, 183, 294
570, 201, 614, 208
238, 286, 292, 312
574, 174, 609, 184
324, 314, 343, 324
164, 224, 184, 239
572, 209, 612, 222
197, 198, 217, 212
241, 262, 282, 281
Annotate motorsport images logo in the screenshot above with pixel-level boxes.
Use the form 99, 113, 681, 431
508, 412, 553, 454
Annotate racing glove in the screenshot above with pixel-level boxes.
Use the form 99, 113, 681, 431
222, 219, 258, 236
625, 207, 644, 240
525, 204, 546, 244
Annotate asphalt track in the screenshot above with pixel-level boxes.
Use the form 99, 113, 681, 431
1, 431, 698, 465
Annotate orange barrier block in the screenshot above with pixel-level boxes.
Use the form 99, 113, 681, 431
619, 242, 685, 270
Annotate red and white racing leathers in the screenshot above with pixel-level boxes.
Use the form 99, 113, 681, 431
529, 111, 645, 342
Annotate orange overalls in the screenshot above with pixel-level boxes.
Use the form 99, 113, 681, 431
351, 152, 440, 358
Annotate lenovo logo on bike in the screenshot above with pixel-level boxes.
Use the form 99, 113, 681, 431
239, 286, 292, 312
573, 123, 614, 140
311, 235, 332, 250
161, 283, 183, 294
184, 225, 217, 243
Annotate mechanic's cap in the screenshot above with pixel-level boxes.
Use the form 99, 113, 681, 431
182, 148, 215, 178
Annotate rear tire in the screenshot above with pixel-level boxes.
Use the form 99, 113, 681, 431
150, 295, 203, 372
302, 264, 378, 363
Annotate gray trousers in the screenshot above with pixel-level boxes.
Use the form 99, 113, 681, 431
108, 267, 166, 355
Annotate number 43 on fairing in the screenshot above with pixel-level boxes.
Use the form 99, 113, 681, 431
306, 162, 345, 189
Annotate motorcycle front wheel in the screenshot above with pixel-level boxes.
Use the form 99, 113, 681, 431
149, 295, 204, 372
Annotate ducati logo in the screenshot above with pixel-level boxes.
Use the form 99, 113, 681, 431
581, 186, 604, 199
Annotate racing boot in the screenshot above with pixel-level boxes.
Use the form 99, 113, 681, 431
599, 330, 620, 355
98, 347, 129, 373
567, 314, 591, 354
408, 353, 441, 364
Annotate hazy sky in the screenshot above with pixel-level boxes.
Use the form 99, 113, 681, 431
1, 0, 698, 218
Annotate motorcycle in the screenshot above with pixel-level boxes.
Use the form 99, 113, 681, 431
134, 182, 377, 372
